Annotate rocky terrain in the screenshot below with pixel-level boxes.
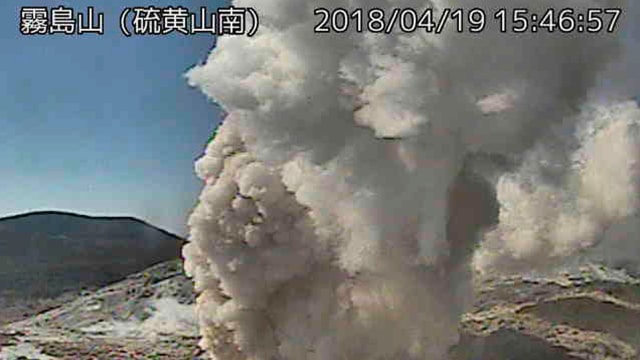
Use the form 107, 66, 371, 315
2, 260, 639, 359
1, 260, 204, 360
0, 211, 185, 325
1, 208, 638, 359
454, 265, 640, 360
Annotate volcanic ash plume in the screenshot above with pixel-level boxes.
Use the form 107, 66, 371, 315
182, 0, 637, 359
473, 101, 640, 274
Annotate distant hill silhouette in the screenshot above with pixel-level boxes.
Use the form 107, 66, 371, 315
0, 211, 185, 299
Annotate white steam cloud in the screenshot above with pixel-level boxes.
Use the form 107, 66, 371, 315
474, 101, 640, 274
182, 0, 639, 359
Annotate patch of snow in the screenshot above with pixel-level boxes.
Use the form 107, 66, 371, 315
139, 297, 198, 337
581, 263, 640, 284
80, 320, 141, 338
0, 342, 58, 360
80, 297, 198, 339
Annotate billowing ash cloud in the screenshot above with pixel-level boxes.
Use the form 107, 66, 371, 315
182, 0, 639, 358
473, 101, 640, 274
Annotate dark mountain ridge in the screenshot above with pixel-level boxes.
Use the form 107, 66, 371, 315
0, 210, 182, 237
0, 211, 185, 300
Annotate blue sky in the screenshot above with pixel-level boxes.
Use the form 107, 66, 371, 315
0, 0, 224, 235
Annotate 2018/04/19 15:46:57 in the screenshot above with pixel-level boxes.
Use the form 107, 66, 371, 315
313, 7, 623, 34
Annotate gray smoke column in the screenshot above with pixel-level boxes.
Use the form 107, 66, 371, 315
182, 0, 638, 358
473, 101, 640, 274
